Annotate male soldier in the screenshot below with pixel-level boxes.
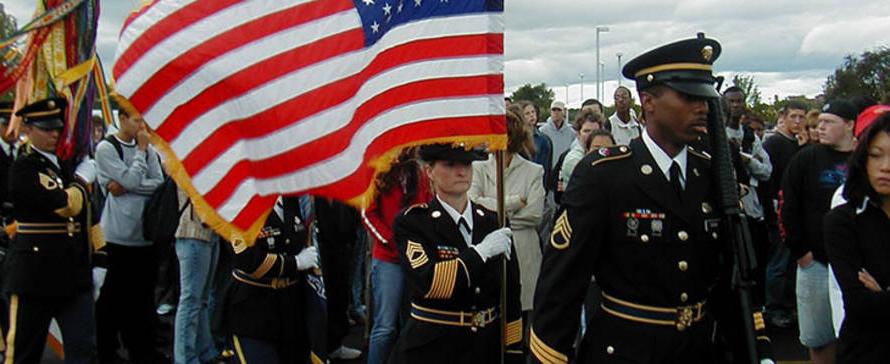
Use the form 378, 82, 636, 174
531, 34, 773, 363
0, 101, 19, 220
227, 195, 320, 363
389, 144, 523, 363
4, 97, 98, 364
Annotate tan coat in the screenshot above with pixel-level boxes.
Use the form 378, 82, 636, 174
469, 154, 545, 311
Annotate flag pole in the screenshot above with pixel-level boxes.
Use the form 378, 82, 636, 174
495, 149, 507, 364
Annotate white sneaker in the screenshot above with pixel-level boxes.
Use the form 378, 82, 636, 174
156, 303, 176, 315
329, 345, 362, 360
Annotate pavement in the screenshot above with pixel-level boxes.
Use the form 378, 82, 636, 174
39, 313, 808, 364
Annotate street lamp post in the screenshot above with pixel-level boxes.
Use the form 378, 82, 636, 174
595, 26, 610, 101
579, 73, 584, 104
616, 52, 624, 87
599, 62, 605, 103
565, 83, 569, 106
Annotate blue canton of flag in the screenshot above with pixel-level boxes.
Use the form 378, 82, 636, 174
353, 0, 503, 46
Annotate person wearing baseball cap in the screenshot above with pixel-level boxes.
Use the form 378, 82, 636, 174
781, 98, 858, 364
540, 100, 575, 167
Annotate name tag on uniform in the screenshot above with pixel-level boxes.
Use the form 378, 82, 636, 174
704, 219, 721, 233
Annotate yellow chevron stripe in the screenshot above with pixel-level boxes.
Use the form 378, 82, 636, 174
407, 241, 428, 269
550, 211, 571, 250
425, 260, 458, 299
529, 328, 567, 364
753, 312, 766, 331
504, 319, 523, 345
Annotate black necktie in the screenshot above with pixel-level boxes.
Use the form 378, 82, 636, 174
670, 161, 684, 200
458, 217, 471, 235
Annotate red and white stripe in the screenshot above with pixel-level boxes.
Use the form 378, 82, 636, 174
114, 0, 504, 229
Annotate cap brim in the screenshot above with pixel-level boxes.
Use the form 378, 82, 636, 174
664, 81, 721, 99
30, 118, 65, 130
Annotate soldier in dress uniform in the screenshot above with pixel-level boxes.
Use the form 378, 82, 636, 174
227, 195, 320, 363
4, 97, 98, 364
388, 144, 523, 364
530, 34, 774, 363
0, 101, 19, 222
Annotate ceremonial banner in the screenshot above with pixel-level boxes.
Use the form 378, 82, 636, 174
113, 0, 507, 245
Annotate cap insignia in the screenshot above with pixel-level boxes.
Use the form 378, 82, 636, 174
646, 74, 654, 82
47, 100, 56, 109
702, 45, 713, 62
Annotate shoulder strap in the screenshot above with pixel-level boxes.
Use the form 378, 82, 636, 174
102, 135, 124, 161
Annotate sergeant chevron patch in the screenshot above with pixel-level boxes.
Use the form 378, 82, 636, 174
407, 241, 428, 269
550, 211, 572, 250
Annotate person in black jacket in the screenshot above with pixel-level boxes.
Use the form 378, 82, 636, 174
824, 112, 890, 363
531, 34, 773, 364
781, 99, 858, 362
0, 101, 18, 222
4, 97, 98, 364
314, 197, 363, 360
388, 143, 522, 364
227, 195, 319, 363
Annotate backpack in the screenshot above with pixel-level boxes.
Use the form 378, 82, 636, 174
99, 136, 188, 244
142, 177, 189, 244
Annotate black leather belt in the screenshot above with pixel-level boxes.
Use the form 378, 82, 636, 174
410, 303, 498, 328
600, 292, 706, 331
16, 222, 81, 236
231, 271, 296, 289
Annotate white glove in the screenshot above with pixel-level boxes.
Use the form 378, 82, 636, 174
295, 246, 319, 271
75, 158, 97, 184
473, 227, 512, 262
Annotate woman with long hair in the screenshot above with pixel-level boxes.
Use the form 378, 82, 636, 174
362, 148, 432, 364
469, 109, 545, 320
824, 112, 890, 362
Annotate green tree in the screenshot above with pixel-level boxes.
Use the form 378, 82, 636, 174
730, 74, 762, 106
824, 47, 890, 103
510, 83, 555, 120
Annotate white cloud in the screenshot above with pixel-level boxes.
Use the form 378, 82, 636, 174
5, 0, 889, 103
800, 16, 890, 55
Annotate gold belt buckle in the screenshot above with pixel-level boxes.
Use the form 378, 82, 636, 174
676, 306, 694, 332
66, 221, 75, 237
471, 311, 486, 328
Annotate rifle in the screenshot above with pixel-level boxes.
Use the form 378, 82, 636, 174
705, 87, 759, 364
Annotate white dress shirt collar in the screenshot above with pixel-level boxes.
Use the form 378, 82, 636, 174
437, 195, 474, 230
642, 128, 687, 184
32, 146, 60, 169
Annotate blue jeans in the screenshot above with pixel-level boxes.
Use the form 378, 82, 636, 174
174, 237, 220, 364
796, 260, 836, 348
765, 226, 793, 314
350, 229, 368, 318
367, 258, 405, 364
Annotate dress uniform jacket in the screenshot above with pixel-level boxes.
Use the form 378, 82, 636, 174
0, 144, 14, 214
390, 198, 523, 364
227, 197, 310, 359
5, 146, 91, 297
532, 138, 729, 363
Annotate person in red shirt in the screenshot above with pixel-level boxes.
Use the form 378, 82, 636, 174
361, 148, 432, 364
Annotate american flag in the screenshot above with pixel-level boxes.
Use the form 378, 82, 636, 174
112, 0, 506, 243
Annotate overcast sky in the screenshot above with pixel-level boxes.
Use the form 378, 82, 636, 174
5, 0, 890, 108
